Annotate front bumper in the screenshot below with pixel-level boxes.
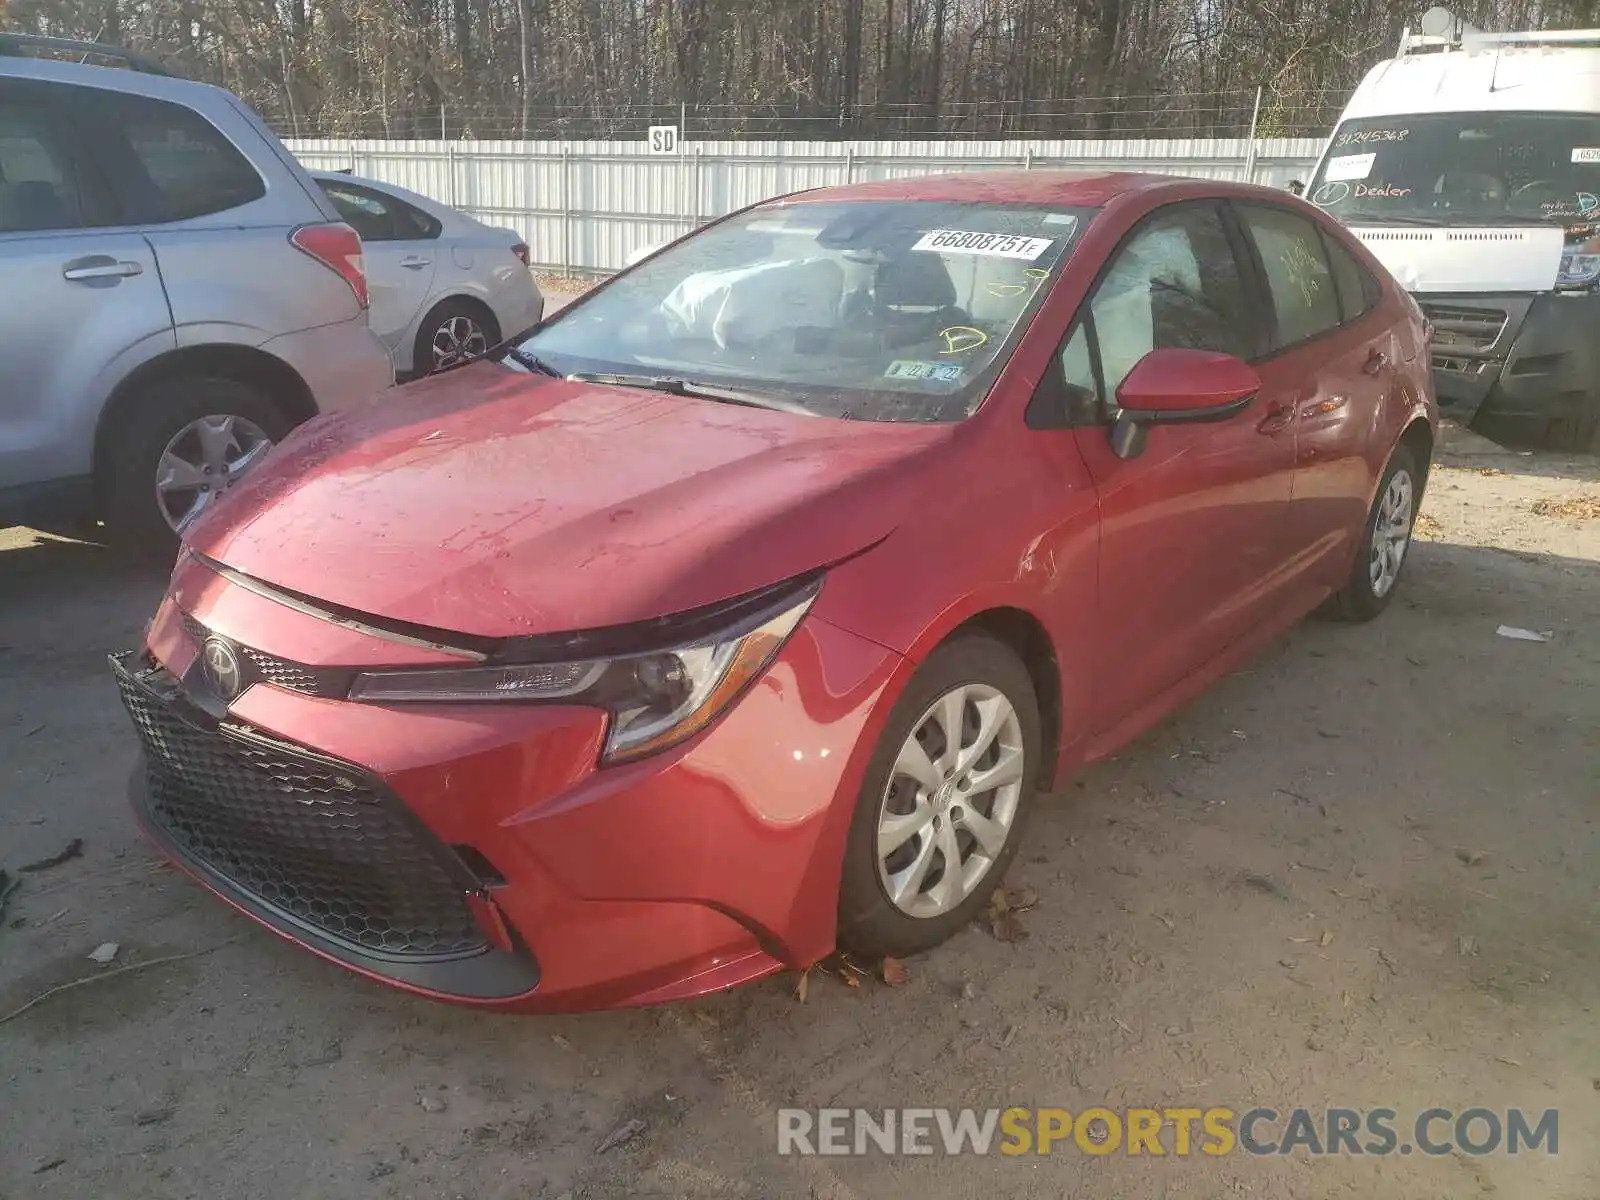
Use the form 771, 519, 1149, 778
1419, 291, 1600, 426
114, 560, 904, 1012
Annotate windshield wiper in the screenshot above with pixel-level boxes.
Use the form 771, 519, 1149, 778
501, 347, 559, 376
564, 372, 818, 416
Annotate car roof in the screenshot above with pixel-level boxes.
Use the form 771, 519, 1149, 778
771, 170, 1244, 209
0, 51, 231, 105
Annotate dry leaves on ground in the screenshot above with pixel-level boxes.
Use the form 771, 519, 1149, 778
985, 884, 1038, 942
880, 957, 910, 986
794, 952, 878, 1002
1531, 494, 1600, 521
1413, 512, 1443, 538
532, 271, 597, 295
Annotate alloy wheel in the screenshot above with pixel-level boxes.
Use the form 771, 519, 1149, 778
431, 315, 488, 370
1369, 468, 1414, 598
875, 683, 1026, 919
154, 414, 274, 533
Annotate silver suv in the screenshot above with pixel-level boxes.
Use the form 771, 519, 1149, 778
0, 37, 394, 555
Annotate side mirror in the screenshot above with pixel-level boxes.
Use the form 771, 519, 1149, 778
1108, 348, 1261, 460
1286, 180, 1306, 197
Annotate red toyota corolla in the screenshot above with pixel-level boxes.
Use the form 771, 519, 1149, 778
112, 171, 1436, 1012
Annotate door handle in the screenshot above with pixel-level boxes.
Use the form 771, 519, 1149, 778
399, 256, 431, 270
62, 260, 143, 282
1362, 348, 1389, 376
1256, 400, 1294, 435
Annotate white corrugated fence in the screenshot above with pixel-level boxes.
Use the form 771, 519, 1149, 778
284, 137, 1327, 276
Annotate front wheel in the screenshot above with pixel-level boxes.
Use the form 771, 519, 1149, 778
103, 376, 291, 560
1333, 444, 1420, 622
837, 634, 1043, 960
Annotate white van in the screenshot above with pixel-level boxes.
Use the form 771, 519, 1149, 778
1301, 8, 1600, 449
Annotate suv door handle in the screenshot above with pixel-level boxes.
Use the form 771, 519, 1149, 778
62, 259, 144, 282
399, 256, 431, 270
1362, 348, 1389, 376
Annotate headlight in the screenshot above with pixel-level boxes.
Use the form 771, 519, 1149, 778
1557, 239, 1600, 290
349, 584, 817, 762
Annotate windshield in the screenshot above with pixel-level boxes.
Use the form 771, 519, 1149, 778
516, 199, 1095, 422
1308, 112, 1600, 229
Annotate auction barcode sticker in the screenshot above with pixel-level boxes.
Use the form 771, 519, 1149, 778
912, 230, 1054, 259
1323, 152, 1377, 182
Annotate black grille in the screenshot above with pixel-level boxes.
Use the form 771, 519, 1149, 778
1421, 303, 1507, 354
114, 655, 487, 961
177, 610, 348, 699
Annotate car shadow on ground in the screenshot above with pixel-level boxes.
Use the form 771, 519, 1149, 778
1436, 420, 1600, 484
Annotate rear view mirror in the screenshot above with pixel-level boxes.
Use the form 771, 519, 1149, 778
1108, 348, 1261, 460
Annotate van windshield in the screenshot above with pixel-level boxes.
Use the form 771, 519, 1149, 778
1308, 112, 1600, 229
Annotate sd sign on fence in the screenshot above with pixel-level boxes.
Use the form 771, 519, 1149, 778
647, 125, 679, 155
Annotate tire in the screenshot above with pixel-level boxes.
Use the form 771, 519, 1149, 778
413, 299, 500, 376
102, 376, 293, 561
837, 633, 1043, 960
1332, 444, 1420, 622
1547, 400, 1600, 455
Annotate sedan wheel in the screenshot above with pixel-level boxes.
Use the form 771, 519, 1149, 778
431, 314, 488, 370
1368, 467, 1413, 598
156, 414, 274, 534
839, 634, 1041, 959
1333, 442, 1421, 622
877, 683, 1026, 918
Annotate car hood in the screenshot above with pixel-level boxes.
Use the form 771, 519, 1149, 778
188, 364, 951, 639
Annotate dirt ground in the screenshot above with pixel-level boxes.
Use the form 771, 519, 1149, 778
2, 423, 1597, 1199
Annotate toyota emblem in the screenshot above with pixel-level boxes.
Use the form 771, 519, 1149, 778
201, 637, 244, 701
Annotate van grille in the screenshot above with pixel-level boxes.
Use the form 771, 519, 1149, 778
1420, 303, 1507, 355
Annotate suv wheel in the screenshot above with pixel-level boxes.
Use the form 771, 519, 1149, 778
104, 376, 291, 559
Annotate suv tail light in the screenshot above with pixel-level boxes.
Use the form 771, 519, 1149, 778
290, 222, 369, 308
511, 242, 531, 267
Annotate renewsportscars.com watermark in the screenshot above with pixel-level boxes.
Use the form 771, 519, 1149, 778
777, 1106, 1559, 1158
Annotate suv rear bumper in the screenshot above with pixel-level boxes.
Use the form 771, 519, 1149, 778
262, 315, 394, 415
1420, 291, 1600, 427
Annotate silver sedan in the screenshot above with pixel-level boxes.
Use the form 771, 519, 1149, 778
311, 171, 544, 378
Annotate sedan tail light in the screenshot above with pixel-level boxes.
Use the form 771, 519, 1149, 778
511, 242, 531, 267
291, 222, 369, 309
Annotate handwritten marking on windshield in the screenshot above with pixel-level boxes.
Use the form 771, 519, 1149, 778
1335, 127, 1410, 149
1312, 182, 1350, 208
937, 326, 990, 355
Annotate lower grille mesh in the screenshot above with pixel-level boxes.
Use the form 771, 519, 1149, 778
115, 657, 486, 960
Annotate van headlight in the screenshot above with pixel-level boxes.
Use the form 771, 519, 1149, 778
349, 584, 817, 762
1557, 240, 1600, 290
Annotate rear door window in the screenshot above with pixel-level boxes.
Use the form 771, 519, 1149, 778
71, 90, 265, 222
1322, 232, 1381, 323
1237, 205, 1342, 350
0, 83, 87, 232
319, 180, 440, 241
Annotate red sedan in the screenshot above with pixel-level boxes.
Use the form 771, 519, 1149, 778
112, 171, 1436, 1012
